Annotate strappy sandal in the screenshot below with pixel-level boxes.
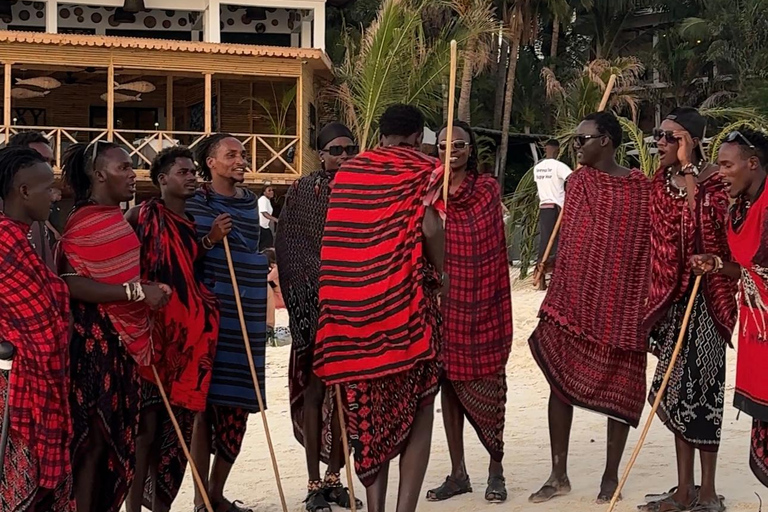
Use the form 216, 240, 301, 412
305, 489, 332, 512
690, 496, 726, 512
637, 495, 697, 512
645, 488, 725, 507
325, 486, 364, 510
485, 475, 507, 503
425, 475, 473, 501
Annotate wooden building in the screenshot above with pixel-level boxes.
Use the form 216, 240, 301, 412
0, 0, 333, 193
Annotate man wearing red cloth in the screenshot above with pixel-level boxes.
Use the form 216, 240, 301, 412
693, 128, 768, 489
125, 146, 230, 512
314, 104, 444, 512
528, 111, 652, 504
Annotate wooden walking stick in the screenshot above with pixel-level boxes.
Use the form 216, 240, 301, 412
442, 40, 459, 209
532, 73, 618, 288
222, 237, 288, 512
334, 385, 357, 512
606, 274, 703, 512
150, 365, 214, 512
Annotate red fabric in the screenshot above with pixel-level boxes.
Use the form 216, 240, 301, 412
0, 215, 71, 490
644, 170, 737, 339
314, 147, 444, 385
60, 204, 152, 366
730, 187, 768, 419
135, 199, 219, 411
538, 167, 652, 352
443, 173, 512, 380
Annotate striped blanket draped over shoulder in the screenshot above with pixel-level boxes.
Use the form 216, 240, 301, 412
314, 146, 444, 385
59, 204, 151, 366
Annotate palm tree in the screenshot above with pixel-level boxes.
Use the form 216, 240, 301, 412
680, 0, 768, 93
498, 0, 569, 190
450, 0, 497, 122
331, 0, 465, 150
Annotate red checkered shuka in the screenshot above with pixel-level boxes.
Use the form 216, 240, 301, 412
443, 173, 513, 381
0, 215, 71, 489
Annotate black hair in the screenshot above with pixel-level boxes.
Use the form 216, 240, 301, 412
545, 139, 560, 148
727, 128, 768, 167
61, 140, 120, 202
0, 146, 46, 200
195, 133, 234, 181
437, 120, 478, 174
379, 104, 425, 138
261, 185, 274, 195
150, 145, 195, 187
8, 131, 50, 148
262, 247, 277, 265
582, 111, 623, 148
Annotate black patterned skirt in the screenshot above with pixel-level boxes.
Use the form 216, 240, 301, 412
70, 301, 141, 512
448, 373, 507, 463
648, 292, 727, 451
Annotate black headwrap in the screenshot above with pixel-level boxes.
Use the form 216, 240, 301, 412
317, 122, 354, 150
666, 107, 706, 140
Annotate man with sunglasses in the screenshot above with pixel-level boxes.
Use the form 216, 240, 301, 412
529, 111, 652, 505
640, 107, 737, 512
275, 122, 363, 511
692, 128, 768, 490
533, 139, 572, 290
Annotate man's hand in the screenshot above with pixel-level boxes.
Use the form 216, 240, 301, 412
208, 214, 233, 244
673, 130, 696, 168
690, 254, 717, 275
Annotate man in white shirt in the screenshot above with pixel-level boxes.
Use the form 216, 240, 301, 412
258, 185, 278, 250
533, 139, 572, 289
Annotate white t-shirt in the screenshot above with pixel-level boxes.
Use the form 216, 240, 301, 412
533, 158, 572, 207
258, 195, 273, 229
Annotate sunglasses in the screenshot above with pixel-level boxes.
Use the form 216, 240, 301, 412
87, 139, 111, 172
652, 128, 679, 144
573, 134, 603, 146
725, 130, 756, 149
324, 144, 359, 157
438, 140, 469, 151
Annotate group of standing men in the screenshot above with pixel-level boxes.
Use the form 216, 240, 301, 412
1, 100, 768, 512
528, 108, 768, 512
0, 131, 268, 512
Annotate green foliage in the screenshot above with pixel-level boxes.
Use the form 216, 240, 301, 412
330, 0, 472, 150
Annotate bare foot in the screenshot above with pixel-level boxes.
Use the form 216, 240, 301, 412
528, 476, 571, 504
596, 478, 621, 504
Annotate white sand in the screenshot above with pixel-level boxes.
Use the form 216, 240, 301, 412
169, 275, 765, 512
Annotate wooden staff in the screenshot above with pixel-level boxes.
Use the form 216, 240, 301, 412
222, 237, 288, 512
606, 275, 703, 512
532, 73, 618, 288
442, 40, 459, 210
334, 385, 357, 512
150, 365, 214, 512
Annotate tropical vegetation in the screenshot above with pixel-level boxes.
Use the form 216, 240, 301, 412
322, 0, 768, 273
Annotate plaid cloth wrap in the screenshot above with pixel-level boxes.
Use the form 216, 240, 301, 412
0, 215, 71, 489
314, 146, 444, 385
443, 173, 512, 381
538, 167, 652, 353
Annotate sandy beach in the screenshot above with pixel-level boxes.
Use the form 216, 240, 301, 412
168, 274, 763, 512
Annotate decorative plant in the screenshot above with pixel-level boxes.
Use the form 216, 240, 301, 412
241, 83, 297, 153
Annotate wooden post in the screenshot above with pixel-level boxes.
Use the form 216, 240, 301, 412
296, 72, 304, 175
166, 76, 174, 132
3, 63, 10, 141
107, 62, 115, 142
216, 79, 222, 132
204, 73, 212, 134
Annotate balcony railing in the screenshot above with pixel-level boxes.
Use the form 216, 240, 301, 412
1, 126, 300, 178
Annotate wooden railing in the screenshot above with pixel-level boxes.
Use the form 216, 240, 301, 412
1, 126, 300, 177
